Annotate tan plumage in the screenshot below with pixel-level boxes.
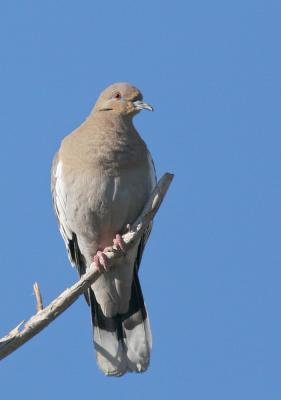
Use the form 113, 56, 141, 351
51, 83, 156, 376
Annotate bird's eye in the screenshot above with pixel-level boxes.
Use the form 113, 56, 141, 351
114, 92, 122, 100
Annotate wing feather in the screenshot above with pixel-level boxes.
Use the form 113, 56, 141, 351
51, 153, 77, 268
135, 150, 157, 269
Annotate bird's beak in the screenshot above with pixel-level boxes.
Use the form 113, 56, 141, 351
133, 100, 154, 112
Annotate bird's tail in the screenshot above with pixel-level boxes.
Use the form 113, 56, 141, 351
89, 271, 152, 377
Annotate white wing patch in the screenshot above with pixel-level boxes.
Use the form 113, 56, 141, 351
55, 160, 63, 180
53, 160, 74, 260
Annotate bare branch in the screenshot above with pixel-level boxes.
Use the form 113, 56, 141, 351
33, 282, 43, 313
0, 173, 173, 361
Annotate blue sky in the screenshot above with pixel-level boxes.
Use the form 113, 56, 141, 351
0, 1, 280, 398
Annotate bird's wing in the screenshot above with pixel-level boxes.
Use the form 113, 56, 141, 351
51, 153, 86, 276
135, 150, 157, 270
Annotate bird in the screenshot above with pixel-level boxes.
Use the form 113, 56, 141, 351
51, 83, 156, 376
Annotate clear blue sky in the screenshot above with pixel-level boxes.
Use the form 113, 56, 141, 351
0, 1, 280, 398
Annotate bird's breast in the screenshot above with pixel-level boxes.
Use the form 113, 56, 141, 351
61, 121, 148, 175
61, 158, 153, 251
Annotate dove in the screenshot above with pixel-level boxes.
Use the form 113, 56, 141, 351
51, 83, 156, 376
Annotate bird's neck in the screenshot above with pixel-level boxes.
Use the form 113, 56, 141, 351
89, 110, 134, 132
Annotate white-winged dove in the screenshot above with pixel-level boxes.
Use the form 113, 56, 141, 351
51, 83, 156, 376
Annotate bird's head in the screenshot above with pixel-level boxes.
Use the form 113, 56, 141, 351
93, 83, 153, 117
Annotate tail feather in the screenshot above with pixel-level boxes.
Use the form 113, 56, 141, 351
121, 273, 152, 373
89, 289, 127, 376
90, 271, 152, 376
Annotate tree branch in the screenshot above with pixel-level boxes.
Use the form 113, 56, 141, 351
0, 173, 173, 361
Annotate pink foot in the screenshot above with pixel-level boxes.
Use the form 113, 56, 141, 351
93, 234, 126, 272
93, 250, 110, 272
113, 233, 126, 253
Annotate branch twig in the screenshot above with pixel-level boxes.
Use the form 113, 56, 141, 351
0, 173, 173, 361
33, 282, 43, 313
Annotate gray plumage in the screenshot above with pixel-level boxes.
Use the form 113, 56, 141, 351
51, 83, 156, 376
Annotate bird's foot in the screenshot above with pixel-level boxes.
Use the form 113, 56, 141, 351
113, 233, 126, 253
93, 234, 127, 272
93, 251, 110, 272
